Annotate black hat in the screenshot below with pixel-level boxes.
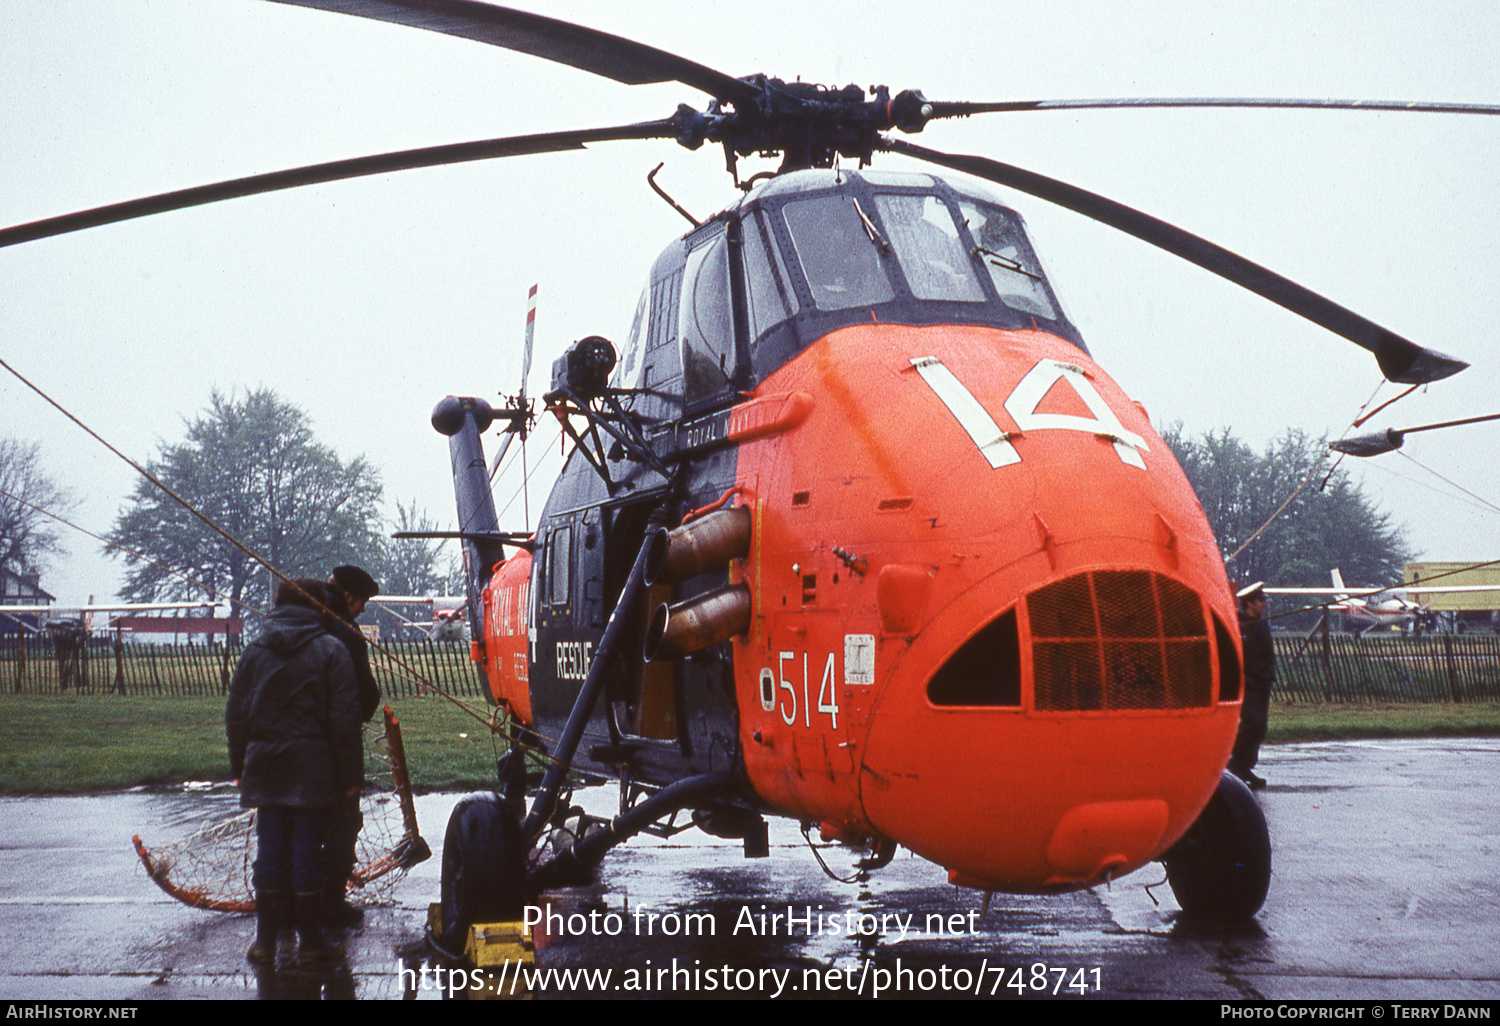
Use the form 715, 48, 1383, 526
331, 565, 380, 601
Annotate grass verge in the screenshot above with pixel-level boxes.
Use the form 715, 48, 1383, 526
0, 691, 509, 795
2, 692, 1497, 794
1266, 700, 1500, 742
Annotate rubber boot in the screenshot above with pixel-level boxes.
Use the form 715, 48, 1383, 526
324, 876, 363, 928
294, 890, 341, 963
247, 890, 286, 965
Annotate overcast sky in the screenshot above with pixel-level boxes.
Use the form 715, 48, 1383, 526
3, 0, 1499, 606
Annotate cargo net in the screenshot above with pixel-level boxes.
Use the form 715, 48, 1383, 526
132, 706, 431, 913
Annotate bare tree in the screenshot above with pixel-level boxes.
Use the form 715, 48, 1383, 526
0, 438, 76, 581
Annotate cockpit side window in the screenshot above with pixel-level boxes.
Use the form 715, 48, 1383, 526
642, 266, 683, 396
546, 525, 572, 608
873, 193, 985, 303
679, 230, 736, 405
742, 209, 797, 341
782, 195, 895, 311
957, 199, 1060, 321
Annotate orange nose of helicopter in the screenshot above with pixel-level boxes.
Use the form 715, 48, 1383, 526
734, 321, 1242, 891
858, 561, 1240, 890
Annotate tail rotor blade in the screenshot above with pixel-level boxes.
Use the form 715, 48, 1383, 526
489, 283, 538, 481
521, 283, 537, 404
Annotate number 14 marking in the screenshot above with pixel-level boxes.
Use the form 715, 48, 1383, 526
911, 356, 1149, 469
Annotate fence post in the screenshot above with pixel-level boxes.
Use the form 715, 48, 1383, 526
113, 628, 126, 695
1320, 616, 1334, 702
426, 640, 443, 699
54, 626, 86, 692
1443, 634, 1461, 703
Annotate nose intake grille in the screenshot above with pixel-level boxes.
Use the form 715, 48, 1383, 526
1028, 570, 1212, 712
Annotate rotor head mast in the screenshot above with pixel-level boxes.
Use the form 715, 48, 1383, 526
670, 79, 937, 176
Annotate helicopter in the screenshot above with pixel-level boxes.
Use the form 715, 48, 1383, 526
4, 1, 1498, 946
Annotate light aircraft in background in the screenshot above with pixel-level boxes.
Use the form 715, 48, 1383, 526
1265, 570, 1500, 634
0, 601, 215, 633
366, 595, 468, 641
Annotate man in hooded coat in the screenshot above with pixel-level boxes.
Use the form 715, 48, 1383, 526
319, 564, 380, 925
227, 577, 362, 963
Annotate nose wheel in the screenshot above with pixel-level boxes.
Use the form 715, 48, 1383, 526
436, 792, 526, 953
1161, 771, 1271, 921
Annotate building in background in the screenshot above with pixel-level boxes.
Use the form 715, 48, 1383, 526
1405, 562, 1500, 633
0, 568, 53, 636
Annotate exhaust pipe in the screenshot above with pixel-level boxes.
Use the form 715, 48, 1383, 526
644, 584, 751, 662
645, 506, 752, 586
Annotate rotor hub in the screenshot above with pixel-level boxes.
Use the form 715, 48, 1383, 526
673, 79, 935, 174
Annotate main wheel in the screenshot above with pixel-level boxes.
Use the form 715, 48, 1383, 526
1162, 771, 1272, 921
438, 793, 525, 953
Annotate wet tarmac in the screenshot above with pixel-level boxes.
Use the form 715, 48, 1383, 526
1, 738, 1497, 1000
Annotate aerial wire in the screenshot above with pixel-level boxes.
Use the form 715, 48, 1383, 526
1351, 451, 1500, 519
495, 423, 562, 524
0, 483, 455, 693
1228, 375, 1429, 567
0, 355, 506, 731
1392, 451, 1500, 518
1223, 456, 1324, 566
1, 483, 245, 617
0, 355, 296, 601
1352, 383, 1422, 428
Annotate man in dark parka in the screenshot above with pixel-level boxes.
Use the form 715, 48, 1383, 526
1229, 582, 1274, 790
320, 564, 381, 925
227, 577, 361, 963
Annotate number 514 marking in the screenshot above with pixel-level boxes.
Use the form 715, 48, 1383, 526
761, 651, 840, 729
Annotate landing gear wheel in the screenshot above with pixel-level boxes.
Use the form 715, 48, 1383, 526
438, 793, 525, 953
1163, 771, 1271, 922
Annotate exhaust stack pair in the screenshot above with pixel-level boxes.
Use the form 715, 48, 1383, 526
643, 506, 752, 661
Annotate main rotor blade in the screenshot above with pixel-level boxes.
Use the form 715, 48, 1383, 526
0, 120, 676, 249
927, 97, 1500, 119
266, 0, 760, 105
883, 138, 1467, 385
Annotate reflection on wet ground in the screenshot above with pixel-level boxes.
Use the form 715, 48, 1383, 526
1, 739, 1497, 999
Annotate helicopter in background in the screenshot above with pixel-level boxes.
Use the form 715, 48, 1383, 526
4, 0, 1494, 943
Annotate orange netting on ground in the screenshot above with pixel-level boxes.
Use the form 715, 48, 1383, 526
132, 706, 430, 912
